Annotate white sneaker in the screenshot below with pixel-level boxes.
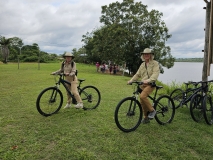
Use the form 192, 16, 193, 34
75, 102, 83, 109
64, 103, 71, 109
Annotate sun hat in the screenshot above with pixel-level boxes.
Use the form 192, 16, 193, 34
141, 48, 154, 54
63, 52, 74, 58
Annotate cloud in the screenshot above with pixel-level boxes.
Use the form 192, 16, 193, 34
0, 0, 207, 57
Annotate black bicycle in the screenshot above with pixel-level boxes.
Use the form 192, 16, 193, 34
190, 80, 213, 125
36, 73, 101, 116
170, 81, 202, 109
114, 82, 175, 132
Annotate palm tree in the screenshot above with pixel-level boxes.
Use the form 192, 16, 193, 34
0, 36, 11, 63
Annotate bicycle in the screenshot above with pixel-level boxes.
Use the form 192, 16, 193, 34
114, 81, 175, 132
189, 80, 213, 125
170, 81, 202, 109
36, 73, 101, 117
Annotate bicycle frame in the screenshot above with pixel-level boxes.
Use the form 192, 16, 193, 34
54, 74, 84, 100
181, 86, 203, 105
133, 83, 161, 107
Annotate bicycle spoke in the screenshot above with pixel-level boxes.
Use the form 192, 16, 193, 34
203, 95, 213, 125
36, 87, 63, 116
114, 97, 142, 132
79, 86, 101, 110
170, 88, 184, 109
154, 95, 175, 125
190, 94, 203, 123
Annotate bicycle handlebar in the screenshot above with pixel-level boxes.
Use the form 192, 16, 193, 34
128, 81, 143, 85
128, 81, 156, 86
189, 80, 213, 85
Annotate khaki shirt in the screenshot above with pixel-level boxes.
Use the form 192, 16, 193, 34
53, 61, 77, 82
130, 60, 160, 83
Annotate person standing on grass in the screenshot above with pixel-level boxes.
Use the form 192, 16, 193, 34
113, 64, 117, 74
96, 62, 100, 72
51, 52, 83, 109
109, 64, 113, 74
127, 48, 160, 124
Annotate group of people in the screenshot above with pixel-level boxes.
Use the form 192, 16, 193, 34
96, 62, 119, 74
52, 48, 160, 124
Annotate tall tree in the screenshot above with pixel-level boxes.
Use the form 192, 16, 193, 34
82, 0, 175, 73
0, 36, 23, 63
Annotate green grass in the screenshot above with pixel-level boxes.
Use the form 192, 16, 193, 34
0, 62, 213, 160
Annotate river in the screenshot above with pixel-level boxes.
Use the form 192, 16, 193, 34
158, 62, 213, 85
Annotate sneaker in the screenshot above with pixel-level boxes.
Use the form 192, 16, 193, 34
141, 118, 150, 124
64, 103, 71, 109
148, 110, 156, 119
75, 102, 83, 109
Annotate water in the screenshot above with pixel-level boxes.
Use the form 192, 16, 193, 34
158, 62, 213, 84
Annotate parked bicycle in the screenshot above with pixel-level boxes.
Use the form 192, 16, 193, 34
114, 81, 175, 132
36, 73, 101, 116
170, 81, 201, 109
190, 80, 213, 125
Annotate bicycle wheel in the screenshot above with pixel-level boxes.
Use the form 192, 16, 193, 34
79, 85, 101, 110
190, 94, 203, 122
154, 95, 175, 125
170, 88, 184, 109
114, 97, 142, 132
36, 87, 63, 117
203, 95, 213, 125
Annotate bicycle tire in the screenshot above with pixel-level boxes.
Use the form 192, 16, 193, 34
114, 97, 142, 132
170, 88, 184, 109
36, 87, 63, 117
190, 94, 203, 122
79, 85, 101, 110
154, 95, 175, 125
203, 95, 213, 125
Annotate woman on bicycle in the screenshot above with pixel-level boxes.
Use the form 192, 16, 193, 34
127, 48, 160, 124
52, 52, 83, 109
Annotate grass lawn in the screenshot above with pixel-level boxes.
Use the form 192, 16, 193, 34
0, 62, 213, 160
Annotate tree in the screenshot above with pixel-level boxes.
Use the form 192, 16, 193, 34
0, 36, 23, 63
82, 0, 175, 73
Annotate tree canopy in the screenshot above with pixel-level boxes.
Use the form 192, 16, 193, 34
82, 0, 175, 73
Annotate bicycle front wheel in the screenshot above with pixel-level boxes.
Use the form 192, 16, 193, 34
114, 97, 142, 132
79, 85, 101, 110
170, 88, 184, 109
154, 95, 175, 125
203, 95, 213, 125
36, 87, 63, 117
190, 94, 203, 122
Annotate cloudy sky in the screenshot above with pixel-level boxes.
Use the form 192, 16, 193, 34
0, 0, 208, 58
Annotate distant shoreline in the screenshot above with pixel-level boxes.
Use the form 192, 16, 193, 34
175, 58, 203, 62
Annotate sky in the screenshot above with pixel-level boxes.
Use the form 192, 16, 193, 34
0, 0, 208, 58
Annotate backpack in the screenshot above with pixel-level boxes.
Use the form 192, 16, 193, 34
61, 61, 78, 76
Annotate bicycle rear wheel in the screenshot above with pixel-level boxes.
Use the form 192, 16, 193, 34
36, 87, 63, 117
114, 97, 142, 132
79, 85, 101, 110
203, 95, 213, 125
190, 94, 203, 122
170, 88, 184, 109
154, 95, 175, 125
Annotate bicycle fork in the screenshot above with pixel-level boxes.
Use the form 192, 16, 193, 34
126, 96, 138, 116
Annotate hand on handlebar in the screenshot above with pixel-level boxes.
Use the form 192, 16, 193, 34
127, 80, 132, 85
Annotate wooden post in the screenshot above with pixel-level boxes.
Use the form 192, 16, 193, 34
210, 1, 213, 63
202, 1, 211, 81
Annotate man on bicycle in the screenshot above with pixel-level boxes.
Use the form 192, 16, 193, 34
52, 52, 83, 109
127, 48, 160, 124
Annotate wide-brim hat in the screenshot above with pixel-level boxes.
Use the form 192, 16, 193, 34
63, 52, 74, 58
141, 48, 154, 54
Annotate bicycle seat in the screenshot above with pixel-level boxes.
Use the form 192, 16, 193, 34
156, 85, 163, 89
78, 79, 85, 83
